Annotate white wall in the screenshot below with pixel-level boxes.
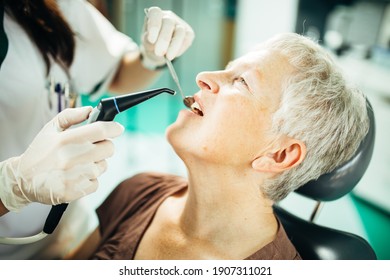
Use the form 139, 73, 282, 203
234, 0, 299, 57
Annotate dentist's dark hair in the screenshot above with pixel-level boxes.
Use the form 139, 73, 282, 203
2, 0, 75, 74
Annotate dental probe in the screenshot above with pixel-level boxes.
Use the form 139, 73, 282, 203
165, 57, 185, 99
164, 57, 195, 110
0, 88, 175, 245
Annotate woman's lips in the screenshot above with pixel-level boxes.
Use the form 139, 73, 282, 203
191, 102, 203, 116
183, 96, 203, 116
192, 95, 204, 116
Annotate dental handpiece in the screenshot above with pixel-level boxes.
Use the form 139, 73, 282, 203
87, 87, 176, 123
44, 88, 176, 234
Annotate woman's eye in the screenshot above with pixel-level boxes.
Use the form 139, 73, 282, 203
239, 77, 247, 85
235, 77, 248, 86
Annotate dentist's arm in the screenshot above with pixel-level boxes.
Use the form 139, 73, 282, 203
0, 106, 124, 216
109, 6, 194, 94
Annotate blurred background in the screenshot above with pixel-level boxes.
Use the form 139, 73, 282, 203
83, 0, 390, 259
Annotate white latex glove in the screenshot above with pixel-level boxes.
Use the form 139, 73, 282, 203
0, 106, 124, 212
140, 6, 195, 70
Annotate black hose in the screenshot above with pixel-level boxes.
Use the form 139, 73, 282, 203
43, 203, 68, 234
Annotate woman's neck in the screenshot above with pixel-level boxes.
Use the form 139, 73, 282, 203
175, 164, 278, 257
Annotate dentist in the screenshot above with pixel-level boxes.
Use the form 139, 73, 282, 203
0, 0, 194, 259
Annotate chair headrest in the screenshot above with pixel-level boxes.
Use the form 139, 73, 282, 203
274, 205, 377, 259
295, 99, 375, 201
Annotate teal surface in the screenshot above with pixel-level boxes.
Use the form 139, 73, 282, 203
351, 194, 390, 260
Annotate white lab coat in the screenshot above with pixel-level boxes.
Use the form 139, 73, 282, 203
0, 0, 137, 259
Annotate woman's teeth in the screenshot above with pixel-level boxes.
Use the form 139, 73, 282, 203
191, 101, 203, 116
183, 96, 203, 116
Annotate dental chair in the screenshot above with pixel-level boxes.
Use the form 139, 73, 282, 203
274, 99, 377, 260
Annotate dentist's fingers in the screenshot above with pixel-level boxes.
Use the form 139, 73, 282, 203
154, 17, 175, 57
166, 25, 186, 60
176, 29, 195, 57
141, 6, 194, 69
76, 140, 115, 165
78, 160, 108, 180
59, 160, 107, 203
146, 7, 163, 44
57, 139, 115, 169
53, 106, 93, 132
65, 121, 124, 144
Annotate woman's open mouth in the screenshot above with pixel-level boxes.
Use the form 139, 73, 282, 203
183, 96, 203, 116
191, 101, 203, 116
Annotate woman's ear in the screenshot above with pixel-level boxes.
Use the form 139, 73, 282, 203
252, 138, 306, 173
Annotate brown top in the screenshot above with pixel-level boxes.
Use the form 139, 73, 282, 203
92, 172, 301, 260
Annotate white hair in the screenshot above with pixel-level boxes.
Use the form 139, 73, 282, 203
260, 33, 369, 202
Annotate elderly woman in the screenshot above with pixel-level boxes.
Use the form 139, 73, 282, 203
68, 33, 369, 260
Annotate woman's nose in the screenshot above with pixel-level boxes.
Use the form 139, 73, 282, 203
196, 72, 220, 94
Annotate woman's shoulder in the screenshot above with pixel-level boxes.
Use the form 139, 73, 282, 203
125, 172, 187, 184
115, 172, 187, 196
95, 172, 188, 249
245, 217, 302, 260
100, 172, 187, 211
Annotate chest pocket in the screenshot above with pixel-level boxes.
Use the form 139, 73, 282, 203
0, 3, 8, 69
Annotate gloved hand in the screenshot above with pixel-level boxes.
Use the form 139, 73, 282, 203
140, 6, 195, 70
0, 106, 124, 212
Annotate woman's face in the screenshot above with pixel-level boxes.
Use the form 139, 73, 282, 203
167, 48, 291, 167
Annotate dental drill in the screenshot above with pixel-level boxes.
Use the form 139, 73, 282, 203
0, 88, 175, 245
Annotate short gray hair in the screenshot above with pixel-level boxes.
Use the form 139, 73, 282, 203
260, 33, 369, 202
